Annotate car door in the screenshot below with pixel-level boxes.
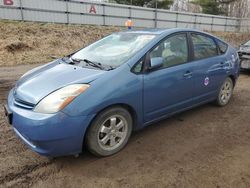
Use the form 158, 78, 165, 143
143, 33, 195, 123
189, 33, 228, 103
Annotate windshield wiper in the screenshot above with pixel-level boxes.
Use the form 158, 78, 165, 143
84, 59, 106, 70
70, 58, 105, 70
61, 56, 72, 63
108, 65, 115, 71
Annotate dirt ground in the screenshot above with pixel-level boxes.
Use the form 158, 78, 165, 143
0, 65, 250, 188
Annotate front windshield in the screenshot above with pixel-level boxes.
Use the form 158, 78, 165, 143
71, 33, 156, 67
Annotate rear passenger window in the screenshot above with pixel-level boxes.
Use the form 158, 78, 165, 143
216, 39, 228, 54
191, 34, 218, 60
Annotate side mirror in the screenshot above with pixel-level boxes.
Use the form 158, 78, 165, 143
149, 57, 163, 70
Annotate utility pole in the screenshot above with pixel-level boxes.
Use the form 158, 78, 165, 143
155, 0, 158, 28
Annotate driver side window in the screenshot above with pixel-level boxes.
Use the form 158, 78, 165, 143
150, 33, 188, 68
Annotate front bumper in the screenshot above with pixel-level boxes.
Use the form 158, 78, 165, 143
5, 89, 95, 157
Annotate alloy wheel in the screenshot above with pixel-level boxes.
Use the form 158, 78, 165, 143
97, 115, 128, 151
219, 79, 233, 105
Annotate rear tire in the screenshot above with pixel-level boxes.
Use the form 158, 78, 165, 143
86, 107, 132, 157
216, 77, 234, 106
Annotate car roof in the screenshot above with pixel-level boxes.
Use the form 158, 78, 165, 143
120, 28, 206, 35
119, 28, 228, 45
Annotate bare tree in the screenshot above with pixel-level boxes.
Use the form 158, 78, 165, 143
225, 0, 249, 17
171, 0, 249, 17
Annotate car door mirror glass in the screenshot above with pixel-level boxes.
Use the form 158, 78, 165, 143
150, 57, 163, 70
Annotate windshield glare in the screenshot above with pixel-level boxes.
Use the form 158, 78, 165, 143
71, 33, 156, 67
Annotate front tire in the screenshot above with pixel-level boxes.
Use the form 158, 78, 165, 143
216, 77, 234, 106
86, 107, 132, 157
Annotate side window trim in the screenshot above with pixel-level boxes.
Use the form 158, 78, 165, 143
187, 32, 194, 62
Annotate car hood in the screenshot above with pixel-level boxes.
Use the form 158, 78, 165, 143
14, 61, 105, 105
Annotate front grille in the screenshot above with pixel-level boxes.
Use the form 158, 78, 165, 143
14, 98, 35, 110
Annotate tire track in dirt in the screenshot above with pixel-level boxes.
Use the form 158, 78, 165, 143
0, 79, 14, 103
0, 65, 102, 187
0, 65, 59, 188
0, 99, 28, 158
0, 161, 53, 185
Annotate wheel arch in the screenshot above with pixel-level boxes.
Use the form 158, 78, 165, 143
228, 75, 236, 87
82, 103, 138, 150
98, 103, 138, 129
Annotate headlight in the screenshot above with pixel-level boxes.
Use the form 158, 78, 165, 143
34, 84, 90, 114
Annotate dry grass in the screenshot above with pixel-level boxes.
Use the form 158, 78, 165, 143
0, 20, 249, 66
0, 20, 121, 66
211, 31, 250, 47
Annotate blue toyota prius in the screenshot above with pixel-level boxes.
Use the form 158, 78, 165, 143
4, 28, 240, 157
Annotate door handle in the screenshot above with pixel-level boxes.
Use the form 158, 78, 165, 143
183, 71, 192, 78
220, 62, 225, 67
